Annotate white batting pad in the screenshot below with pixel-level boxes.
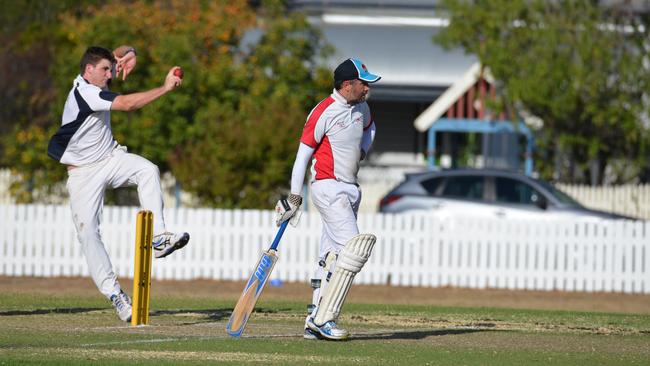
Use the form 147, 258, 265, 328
313, 233, 376, 325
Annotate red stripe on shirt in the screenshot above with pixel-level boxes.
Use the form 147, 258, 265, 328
313, 135, 335, 180
300, 96, 335, 148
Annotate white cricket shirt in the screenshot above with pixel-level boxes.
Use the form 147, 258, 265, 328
48, 75, 119, 166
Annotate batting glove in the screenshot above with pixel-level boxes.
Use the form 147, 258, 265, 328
275, 193, 303, 227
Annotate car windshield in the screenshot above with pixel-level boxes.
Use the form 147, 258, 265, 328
536, 179, 582, 206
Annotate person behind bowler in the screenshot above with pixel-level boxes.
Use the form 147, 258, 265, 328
275, 58, 380, 340
47, 46, 190, 322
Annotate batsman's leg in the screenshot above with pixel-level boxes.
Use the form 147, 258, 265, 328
307, 234, 376, 340
307, 278, 320, 316
304, 252, 336, 340
304, 276, 322, 340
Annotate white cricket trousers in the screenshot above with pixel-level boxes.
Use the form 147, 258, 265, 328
310, 179, 362, 260
66, 146, 167, 299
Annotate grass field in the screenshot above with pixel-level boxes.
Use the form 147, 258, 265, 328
1, 277, 649, 365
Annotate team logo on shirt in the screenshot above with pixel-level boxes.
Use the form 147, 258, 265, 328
335, 117, 363, 129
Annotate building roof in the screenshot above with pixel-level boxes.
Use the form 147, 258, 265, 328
304, 9, 476, 102
414, 62, 495, 131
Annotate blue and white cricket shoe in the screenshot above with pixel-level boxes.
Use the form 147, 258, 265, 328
110, 290, 132, 322
153, 232, 190, 259
303, 327, 321, 340
306, 317, 349, 341
304, 309, 322, 340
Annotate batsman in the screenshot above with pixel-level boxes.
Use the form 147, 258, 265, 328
275, 58, 380, 341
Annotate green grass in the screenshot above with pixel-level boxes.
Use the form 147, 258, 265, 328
1, 292, 649, 365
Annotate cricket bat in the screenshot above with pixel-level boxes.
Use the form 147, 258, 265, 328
226, 220, 289, 337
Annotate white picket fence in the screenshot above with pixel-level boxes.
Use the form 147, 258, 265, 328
557, 183, 650, 220
1, 204, 648, 294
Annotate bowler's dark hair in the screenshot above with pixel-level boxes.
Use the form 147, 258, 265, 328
80, 46, 115, 75
334, 79, 345, 90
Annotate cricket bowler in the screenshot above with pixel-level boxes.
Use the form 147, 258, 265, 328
47, 46, 190, 322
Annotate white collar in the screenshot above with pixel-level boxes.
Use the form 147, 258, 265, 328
331, 89, 352, 107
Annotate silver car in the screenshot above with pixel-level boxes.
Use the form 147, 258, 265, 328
378, 169, 632, 220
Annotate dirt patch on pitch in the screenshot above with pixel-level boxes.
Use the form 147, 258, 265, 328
1, 276, 649, 314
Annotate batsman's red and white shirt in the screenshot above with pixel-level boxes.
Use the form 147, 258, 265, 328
300, 89, 374, 184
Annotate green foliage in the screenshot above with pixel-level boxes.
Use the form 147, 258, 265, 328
0, 1, 99, 202
0, 0, 103, 186
3, 0, 331, 206
436, 0, 650, 183
169, 8, 332, 207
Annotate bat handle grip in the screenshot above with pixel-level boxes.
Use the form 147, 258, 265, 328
270, 220, 289, 251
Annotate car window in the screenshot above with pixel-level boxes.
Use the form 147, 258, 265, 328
536, 179, 582, 206
441, 176, 484, 200
495, 177, 540, 204
421, 177, 443, 195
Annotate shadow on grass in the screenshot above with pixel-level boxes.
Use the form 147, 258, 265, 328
146, 309, 493, 342
149, 306, 289, 321
0, 307, 105, 316
0, 307, 268, 321
352, 328, 490, 340
147, 309, 237, 327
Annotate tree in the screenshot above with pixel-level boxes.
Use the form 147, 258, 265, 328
0, 0, 103, 136
3, 0, 332, 206
0, 0, 103, 202
436, 0, 650, 184
169, 5, 332, 208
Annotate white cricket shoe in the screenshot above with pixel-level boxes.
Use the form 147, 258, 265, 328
153, 232, 190, 259
306, 317, 349, 341
303, 308, 322, 340
303, 327, 321, 340
110, 290, 132, 322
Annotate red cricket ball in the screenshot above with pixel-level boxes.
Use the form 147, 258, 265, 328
173, 68, 184, 79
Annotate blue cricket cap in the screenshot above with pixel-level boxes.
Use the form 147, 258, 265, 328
334, 58, 381, 83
